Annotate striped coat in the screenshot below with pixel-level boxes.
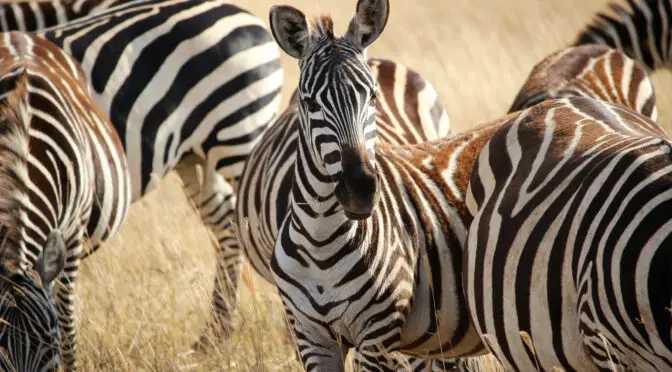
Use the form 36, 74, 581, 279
0, 31, 130, 371
466, 96, 672, 371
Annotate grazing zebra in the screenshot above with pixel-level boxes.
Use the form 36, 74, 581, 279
266, 1, 490, 370
0, 31, 130, 371
237, 57, 466, 371
574, 0, 670, 72
509, 44, 658, 121
23, 0, 283, 347
465, 96, 672, 371
0, 0, 127, 32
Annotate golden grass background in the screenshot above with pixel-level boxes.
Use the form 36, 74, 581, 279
73, 0, 672, 370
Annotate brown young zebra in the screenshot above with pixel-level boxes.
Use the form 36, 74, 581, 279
509, 44, 657, 121
574, 0, 671, 72
465, 95, 672, 371
0, 31, 130, 371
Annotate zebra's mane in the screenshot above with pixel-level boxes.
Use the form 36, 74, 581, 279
0, 68, 31, 273
310, 15, 335, 39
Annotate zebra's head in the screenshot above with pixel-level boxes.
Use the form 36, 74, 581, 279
270, 0, 389, 220
0, 231, 66, 372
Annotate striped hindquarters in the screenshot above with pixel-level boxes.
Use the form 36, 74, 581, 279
574, 0, 672, 71
39, 0, 283, 200
466, 96, 672, 371
509, 44, 658, 120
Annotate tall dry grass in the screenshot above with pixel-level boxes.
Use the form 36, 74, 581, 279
73, 0, 672, 370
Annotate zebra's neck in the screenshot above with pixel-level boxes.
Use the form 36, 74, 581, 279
290, 128, 359, 243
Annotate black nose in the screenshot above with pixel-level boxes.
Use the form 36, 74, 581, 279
335, 146, 380, 220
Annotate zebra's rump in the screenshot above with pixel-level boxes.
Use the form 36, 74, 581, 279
466, 96, 672, 372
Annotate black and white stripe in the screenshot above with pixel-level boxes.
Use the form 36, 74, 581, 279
465, 96, 672, 371
0, 31, 130, 371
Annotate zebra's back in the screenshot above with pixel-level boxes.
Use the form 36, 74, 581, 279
39, 0, 283, 199
0, 0, 128, 32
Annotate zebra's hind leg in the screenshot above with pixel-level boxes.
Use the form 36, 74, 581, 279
174, 154, 244, 348
54, 241, 84, 371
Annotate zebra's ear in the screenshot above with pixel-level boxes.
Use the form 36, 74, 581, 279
345, 0, 390, 49
35, 231, 66, 286
270, 5, 310, 59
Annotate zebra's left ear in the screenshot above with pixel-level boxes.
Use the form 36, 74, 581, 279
35, 231, 66, 286
345, 0, 390, 49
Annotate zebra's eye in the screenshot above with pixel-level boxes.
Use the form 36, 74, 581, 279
303, 97, 321, 112
369, 92, 378, 108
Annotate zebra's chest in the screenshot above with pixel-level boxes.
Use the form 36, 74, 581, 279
272, 216, 416, 345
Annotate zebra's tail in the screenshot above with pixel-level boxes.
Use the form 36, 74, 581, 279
0, 66, 31, 270
574, 0, 671, 71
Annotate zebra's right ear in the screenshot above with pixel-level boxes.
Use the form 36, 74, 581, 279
35, 231, 66, 286
269, 5, 310, 59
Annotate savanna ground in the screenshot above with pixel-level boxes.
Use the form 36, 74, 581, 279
72, 0, 672, 371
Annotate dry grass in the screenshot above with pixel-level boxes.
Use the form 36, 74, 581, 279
73, 0, 672, 370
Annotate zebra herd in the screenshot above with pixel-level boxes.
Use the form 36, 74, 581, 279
0, 0, 669, 371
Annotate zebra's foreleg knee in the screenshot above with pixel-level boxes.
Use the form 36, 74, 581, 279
351, 348, 399, 372
175, 155, 244, 345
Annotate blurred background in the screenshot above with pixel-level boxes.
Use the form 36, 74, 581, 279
73, 0, 672, 370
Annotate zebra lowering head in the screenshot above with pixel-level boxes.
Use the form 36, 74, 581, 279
270, 0, 389, 219
0, 231, 65, 372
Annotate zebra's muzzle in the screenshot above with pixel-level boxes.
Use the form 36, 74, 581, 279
334, 145, 380, 220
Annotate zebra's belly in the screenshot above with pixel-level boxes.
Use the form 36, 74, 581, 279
399, 240, 484, 358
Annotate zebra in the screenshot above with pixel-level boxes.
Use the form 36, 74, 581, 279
12, 0, 283, 350
574, 0, 670, 72
237, 56, 470, 371
237, 57, 449, 285
0, 0, 127, 32
0, 31, 130, 371
509, 44, 658, 121
266, 1, 491, 370
464, 95, 672, 371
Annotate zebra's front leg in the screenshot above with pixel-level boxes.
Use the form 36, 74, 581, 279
283, 313, 349, 371
55, 247, 83, 371
175, 154, 243, 346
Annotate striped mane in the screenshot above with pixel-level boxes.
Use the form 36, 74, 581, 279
0, 68, 30, 272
